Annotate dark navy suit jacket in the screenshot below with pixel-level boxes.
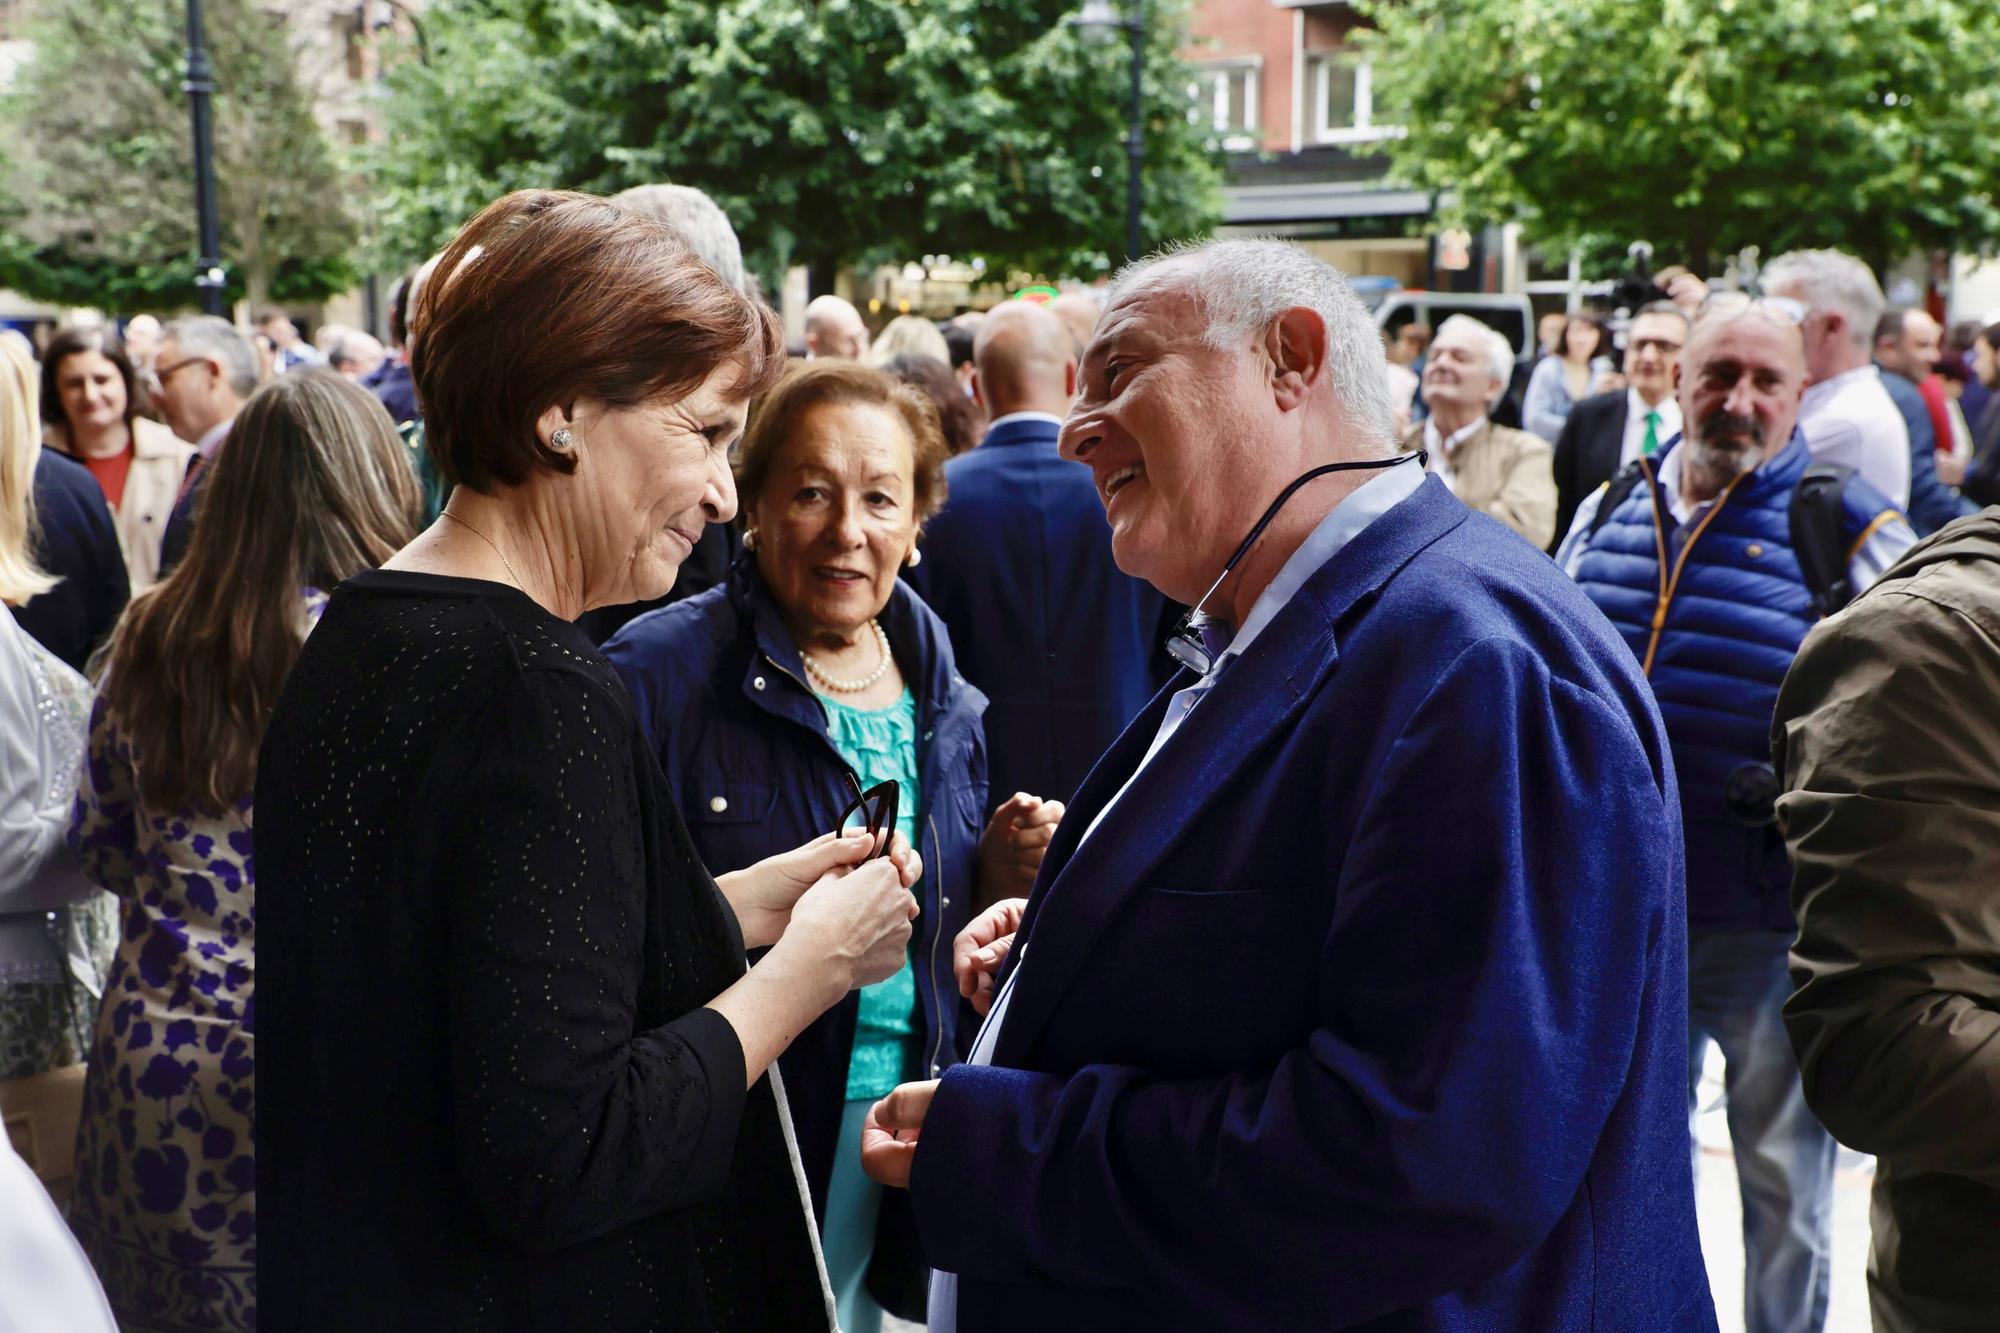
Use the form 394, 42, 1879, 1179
1879, 363, 1975, 536
909, 478, 1716, 1330
905, 414, 1168, 809
16, 447, 128, 671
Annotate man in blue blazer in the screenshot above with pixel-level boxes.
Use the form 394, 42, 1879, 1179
862, 240, 1717, 1330
906, 301, 1168, 817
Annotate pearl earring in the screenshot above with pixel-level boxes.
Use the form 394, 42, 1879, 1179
906, 546, 922, 568
742, 529, 758, 552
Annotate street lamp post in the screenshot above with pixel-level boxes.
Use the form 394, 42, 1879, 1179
1069, 0, 1147, 266
182, 0, 226, 315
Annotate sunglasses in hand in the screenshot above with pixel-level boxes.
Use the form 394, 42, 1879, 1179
838, 771, 900, 861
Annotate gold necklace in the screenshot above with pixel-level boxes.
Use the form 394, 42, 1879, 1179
439, 510, 525, 590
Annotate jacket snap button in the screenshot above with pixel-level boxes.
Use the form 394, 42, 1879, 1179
709, 796, 729, 814
752, 676, 767, 690
1746, 543, 1765, 558
940, 896, 950, 907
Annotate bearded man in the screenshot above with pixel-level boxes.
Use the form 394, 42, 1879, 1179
1559, 297, 1914, 1333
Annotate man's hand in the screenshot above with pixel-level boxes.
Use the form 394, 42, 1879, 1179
955, 898, 1027, 1015
978, 793, 1064, 900
1666, 272, 1710, 314
860, 1079, 939, 1189
718, 829, 923, 949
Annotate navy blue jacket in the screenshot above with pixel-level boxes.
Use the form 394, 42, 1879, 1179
1879, 364, 1975, 536
905, 414, 1168, 808
912, 479, 1715, 1330
602, 557, 987, 1306
1572, 433, 1901, 931
16, 447, 129, 671
363, 357, 419, 427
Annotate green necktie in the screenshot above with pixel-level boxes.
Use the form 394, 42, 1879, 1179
1642, 409, 1662, 458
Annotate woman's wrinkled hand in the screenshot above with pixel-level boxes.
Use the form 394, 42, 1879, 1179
954, 897, 1027, 1016
978, 793, 1063, 900
718, 829, 877, 949
783, 857, 918, 995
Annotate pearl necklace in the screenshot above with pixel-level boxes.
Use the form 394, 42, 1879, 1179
802, 620, 892, 693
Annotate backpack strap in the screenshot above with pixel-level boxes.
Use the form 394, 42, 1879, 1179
1588, 460, 1651, 538
1789, 463, 1857, 618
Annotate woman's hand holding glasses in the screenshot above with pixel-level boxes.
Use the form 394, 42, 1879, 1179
717, 828, 922, 952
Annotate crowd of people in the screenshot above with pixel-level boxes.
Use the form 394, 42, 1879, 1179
0, 181, 1995, 1333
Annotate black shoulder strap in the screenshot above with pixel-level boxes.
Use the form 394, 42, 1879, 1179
1789, 463, 1856, 619
1588, 460, 1650, 537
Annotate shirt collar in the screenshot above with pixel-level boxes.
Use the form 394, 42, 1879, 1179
1628, 388, 1679, 428
983, 410, 1063, 432
1422, 415, 1486, 459
1206, 459, 1426, 670
1802, 363, 1876, 410
197, 418, 233, 455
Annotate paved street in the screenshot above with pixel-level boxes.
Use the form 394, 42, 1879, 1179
1695, 1046, 1873, 1333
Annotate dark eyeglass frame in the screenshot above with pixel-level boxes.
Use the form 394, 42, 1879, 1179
154, 356, 211, 386
837, 771, 900, 860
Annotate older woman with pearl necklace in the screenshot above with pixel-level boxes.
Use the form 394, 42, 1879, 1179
605, 360, 1062, 1331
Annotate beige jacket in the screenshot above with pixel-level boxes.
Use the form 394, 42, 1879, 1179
50, 418, 196, 593
1402, 419, 1556, 548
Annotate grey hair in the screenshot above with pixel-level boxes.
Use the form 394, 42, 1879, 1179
162, 315, 259, 398
1109, 237, 1397, 454
613, 184, 747, 295
1432, 314, 1514, 408
1761, 249, 1884, 351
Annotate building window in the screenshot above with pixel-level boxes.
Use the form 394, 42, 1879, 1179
1310, 52, 1391, 144
1188, 59, 1260, 150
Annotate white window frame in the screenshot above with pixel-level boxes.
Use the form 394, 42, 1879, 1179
1309, 52, 1394, 144
1187, 57, 1261, 151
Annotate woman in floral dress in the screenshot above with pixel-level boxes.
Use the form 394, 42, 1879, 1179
68, 371, 419, 1330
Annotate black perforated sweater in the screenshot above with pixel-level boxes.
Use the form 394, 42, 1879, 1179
256, 570, 830, 1330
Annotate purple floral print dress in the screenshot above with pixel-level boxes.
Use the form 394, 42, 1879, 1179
65, 592, 325, 1331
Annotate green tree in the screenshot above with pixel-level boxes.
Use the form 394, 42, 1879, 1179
1355, 0, 2000, 275
367, 0, 1222, 285
0, 0, 359, 312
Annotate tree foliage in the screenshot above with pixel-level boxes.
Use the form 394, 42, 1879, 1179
1355, 0, 2000, 275
0, 0, 359, 312
367, 0, 1222, 285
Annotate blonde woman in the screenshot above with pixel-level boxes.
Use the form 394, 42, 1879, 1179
864, 313, 950, 368
0, 330, 115, 1168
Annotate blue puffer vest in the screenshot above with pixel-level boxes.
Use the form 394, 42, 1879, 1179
1574, 432, 1898, 929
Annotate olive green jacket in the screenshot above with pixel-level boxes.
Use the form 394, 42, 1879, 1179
1773, 507, 2000, 1332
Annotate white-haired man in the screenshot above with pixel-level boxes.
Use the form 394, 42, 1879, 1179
861, 239, 1714, 1330
1761, 249, 1912, 506
804, 294, 869, 360
1404, 313, 1556, 546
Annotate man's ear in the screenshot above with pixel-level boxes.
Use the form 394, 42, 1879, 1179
1264, 306, 1328, 412
1064, 358, 1077, 400
970, 368, 987, 410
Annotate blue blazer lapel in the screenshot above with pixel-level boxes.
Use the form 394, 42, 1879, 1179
991, 476, 1470, 1065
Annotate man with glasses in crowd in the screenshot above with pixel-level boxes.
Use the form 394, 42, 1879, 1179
1549, 300, 1688, 549
152, 316, 258, 577
861, 239, 1715, 1331
1559, 294, 1914, 1333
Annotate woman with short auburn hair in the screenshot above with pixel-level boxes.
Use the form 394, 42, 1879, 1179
256, 191, 922, 1330
65, 368, 420, 1330
604, 360, 1062, 1331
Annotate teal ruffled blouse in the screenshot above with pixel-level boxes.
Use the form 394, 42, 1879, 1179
820, 689, 923, 1102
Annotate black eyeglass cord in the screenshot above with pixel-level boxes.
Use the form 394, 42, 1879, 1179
1165, 449, 1428, 675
